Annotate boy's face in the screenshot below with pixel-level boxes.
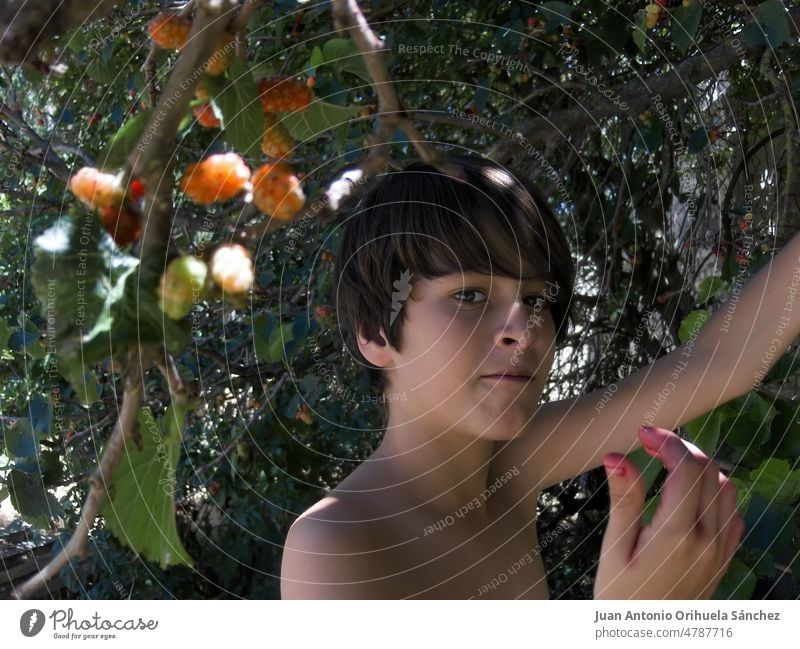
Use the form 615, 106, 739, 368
359, 271, 558, 441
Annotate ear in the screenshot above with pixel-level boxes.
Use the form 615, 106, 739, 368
356, 325, 395, 369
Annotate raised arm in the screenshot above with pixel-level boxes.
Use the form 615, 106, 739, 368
489, 232, 800, 494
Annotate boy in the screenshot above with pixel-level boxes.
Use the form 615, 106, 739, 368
280, 154, 794, 599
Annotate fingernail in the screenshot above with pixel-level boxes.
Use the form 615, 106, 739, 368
603, 458, 626, 478
640, 425, 663, 443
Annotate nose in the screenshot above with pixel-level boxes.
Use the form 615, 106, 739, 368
495, 299, 543, 351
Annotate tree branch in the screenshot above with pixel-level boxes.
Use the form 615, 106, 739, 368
12, 348, 150, 599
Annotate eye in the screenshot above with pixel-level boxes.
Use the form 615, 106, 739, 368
452, 288, 487, 305
452, 290, 552, 310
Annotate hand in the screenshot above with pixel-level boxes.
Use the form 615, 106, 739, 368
593, 425, 745, 599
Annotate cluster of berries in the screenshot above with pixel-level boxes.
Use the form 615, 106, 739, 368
147, 12, 233, 76
68, 168, 144, 246
256, 76, 313, 159
178, 152, 305, 221
158, 244, 255, 320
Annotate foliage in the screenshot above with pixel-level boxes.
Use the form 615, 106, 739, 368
0, 0, 798, 599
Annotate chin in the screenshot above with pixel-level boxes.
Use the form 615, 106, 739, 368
474, 407, 533, 441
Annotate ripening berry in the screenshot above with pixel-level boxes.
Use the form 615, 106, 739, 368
709, 128, 720, 144
69, 167, 124, 210
100, 203, 142, 247
194, 104, 220, 128
321, 250, 333, 262
179, 153, 251, 204
251, 162, 305, 221
158, 255, 209, 320
257, 76, 312, 113
645, 4, 661, 28
210, 244, 254, 294
261, 112, 295, 158
205, 32, 233, 76
148, 13, 192, 50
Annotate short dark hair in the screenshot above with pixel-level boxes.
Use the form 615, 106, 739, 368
333, 154, 576, 408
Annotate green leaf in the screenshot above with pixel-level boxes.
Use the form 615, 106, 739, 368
322, 38, 371, 83
282, 100, 361, 143
99, 403, 195, 569
31, 216, 131, 405
696, 275, 726, 302
627, 446, 663, 494
684, 408, 725, 456
96, 110, 152, 171
7, 469, 63, 529
748, 458, 800, 504
264, 321, 294, 363
671, 1, 703, 54
206, 59, 264, 157
712, 558, 758, 599
678, 309, 710, 344
687, 126, 709, 154
640, 493, 661, 526
4, 418, 38, 458
742, 0, 793, 50
633, 9, 647, 52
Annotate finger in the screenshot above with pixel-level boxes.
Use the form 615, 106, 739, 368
714, 473, 738, 539
600, 452, 646, 562
696, 459, 724, 538
639, 426, 704, 535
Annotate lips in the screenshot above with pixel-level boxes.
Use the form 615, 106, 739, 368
481, 373, 533, 382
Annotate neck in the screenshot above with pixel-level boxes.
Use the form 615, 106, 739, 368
367, 407, 497, 522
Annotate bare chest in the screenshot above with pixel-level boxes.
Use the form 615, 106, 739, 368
366, 508, 551, 599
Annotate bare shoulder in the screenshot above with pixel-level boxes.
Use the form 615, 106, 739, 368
280, 495, 392, 599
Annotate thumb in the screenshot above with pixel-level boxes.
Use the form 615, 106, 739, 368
600, 453, 645, 560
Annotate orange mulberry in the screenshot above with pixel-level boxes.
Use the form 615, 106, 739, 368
257, 76, 312, 113
69, 167, 124, 211
179, 153, 251, 205
260, 113, 295, 159
194, 104, 220, 128
251, 162, 305, 221
148, 13, 192, 50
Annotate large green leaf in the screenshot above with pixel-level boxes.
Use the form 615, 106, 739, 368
206, 58, 264, 157
742, 0, 792, 49
31, 215, 136, 405
321, 38, 371, 83
671, 1, 703, 54
684, 408, 725, 456
99, 402, 196, 569
3, 418, 38, 458
7, 469, 64, 530
748, 458, 800, 504
31, 217, 191, 404
282, 100, 361, 143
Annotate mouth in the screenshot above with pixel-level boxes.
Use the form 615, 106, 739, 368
481, 374, 533, 383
